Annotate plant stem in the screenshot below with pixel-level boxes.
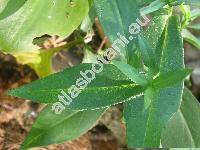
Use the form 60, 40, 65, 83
44, 38, 84, 54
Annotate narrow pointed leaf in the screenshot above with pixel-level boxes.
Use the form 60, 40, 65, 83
162, 88, 200, 148
124, 15, 184, 147
182, 29, 200, 49
8, 64, 145, 110
140, 0, 166, 15
112, 60, 148, 86
188, 24, 200, 30
21, 106, 106, 149
190, 0, 200, 6
152, 68, 192, 89
138, 0, 157, 6
142, 15, 184, 147
143, 11, 169, 72
94, 0, 140, 61
190, 9, 200, 21
144, 87, 154, 109
124, 96, 148, 147
138, 35, 157, 70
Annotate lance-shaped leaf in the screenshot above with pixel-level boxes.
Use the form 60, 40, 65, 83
190, 0, 200, 6
94, 0, 140, 61
124, 15, 184, 147
140, 0, 166, 15
137, 0, 157, 6
161, 88, 200, 148
124, 9, 169, 119
188, 24, 200, 30
144, 87, 154, 109
138, 35, 157, 70
152, 68, 192, 89
8, 64, 145, 110
124, 96, 152, 147
190, 9, 200, 21
21, 106, 106, 150
143, 10, 169, 73
112, 60, 148, 86
0, 0, 89, 52
182, 29, 200, 49
144, 68, 191, 110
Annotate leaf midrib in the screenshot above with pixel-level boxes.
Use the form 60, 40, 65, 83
25, 83, 137, 93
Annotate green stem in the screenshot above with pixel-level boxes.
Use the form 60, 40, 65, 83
179, 4, 191, 29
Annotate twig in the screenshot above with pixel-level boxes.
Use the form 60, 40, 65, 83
43, 39, 84, 54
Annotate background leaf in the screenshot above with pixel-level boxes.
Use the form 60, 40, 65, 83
190, 8, 200, 21
182, 29, 200, 49
162, 88, 200, 148
190, 0, 200, 6
0, 0, 89, 52
0, 0, 27, 20
188, 24, 200, 30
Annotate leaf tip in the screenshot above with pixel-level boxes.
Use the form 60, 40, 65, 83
7, 88, 17, 97
7, 87, 25, 99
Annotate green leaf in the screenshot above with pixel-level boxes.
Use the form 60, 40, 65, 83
0, 0, 89, 52
140, 0, 166, 15
0, 0, 27, 20
144, 87, 154, 109
8, 64, 145, 110
159, 16, 184, 72
13, 39, 84, 78
137, 0, 157, 6
138, 35, 157, 71
152, 68, 192, 89
190, 9, 200, 21
182, 29, 200, 49
190, 0, 200, 6
144, 15, 184, 146
188, 24, 200, 30
124, 96, 148, 148
162, 88, 200, 148
82, 49, 98, 64
0, 1, 7, 13
168, 0, 194, 5
128, 51, 143, 69
143, 11, 169, 72
112, 60, 148, 86
94, 0, 140, 61
21, 106, 106, 149
124, 15, 184, 147
179, 5, 191, 28
13, 49, 54, 78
